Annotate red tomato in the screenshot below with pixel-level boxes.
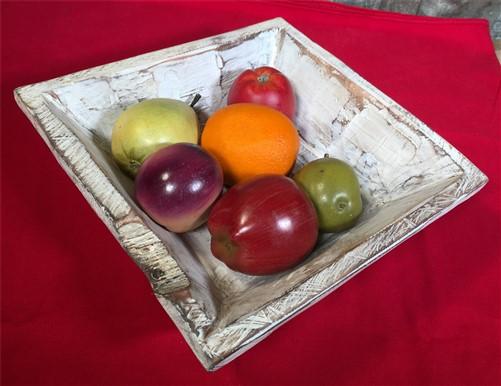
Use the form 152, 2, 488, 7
227, 66, 296, 119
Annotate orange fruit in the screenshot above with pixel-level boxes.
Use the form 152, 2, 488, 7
201, 103, 300, 185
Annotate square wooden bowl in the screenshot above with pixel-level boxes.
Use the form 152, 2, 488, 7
15, 18, 487, 370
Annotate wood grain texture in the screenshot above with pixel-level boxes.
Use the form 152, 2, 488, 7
335, 0, 501, 39
15, 18, 488, 370
495, 39, 501, 61
338, 0, 421, 14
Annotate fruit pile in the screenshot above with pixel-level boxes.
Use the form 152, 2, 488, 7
111, 66, 363, 276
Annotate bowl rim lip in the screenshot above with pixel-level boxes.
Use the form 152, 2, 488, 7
14, 17, 488, 371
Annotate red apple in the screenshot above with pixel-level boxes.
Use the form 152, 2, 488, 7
227, 66, 296, 119
207, 175, 318, 275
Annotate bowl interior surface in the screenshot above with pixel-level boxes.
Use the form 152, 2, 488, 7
42, 27, 462, 327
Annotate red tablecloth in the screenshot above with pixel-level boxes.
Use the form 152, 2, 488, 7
2, 1, 500, 385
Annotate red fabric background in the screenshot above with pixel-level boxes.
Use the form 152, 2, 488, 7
2, 1, 500, 385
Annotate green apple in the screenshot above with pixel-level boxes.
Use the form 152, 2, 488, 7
293, 156, 363, 232
111, 98, 199, 177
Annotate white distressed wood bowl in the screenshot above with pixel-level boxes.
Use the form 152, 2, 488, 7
15, 18, 488, 370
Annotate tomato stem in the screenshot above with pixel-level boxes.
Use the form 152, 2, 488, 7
257, 73, 270, 83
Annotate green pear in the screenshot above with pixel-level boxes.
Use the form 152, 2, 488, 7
294, 156, 363, 232
111, 98, 199, 177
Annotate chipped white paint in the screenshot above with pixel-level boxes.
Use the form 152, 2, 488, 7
15, 18, 487, 371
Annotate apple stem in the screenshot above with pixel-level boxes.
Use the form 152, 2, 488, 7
324, 153, 330, 158
190, 93, 202, 108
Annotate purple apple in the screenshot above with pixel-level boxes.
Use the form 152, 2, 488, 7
135, 143, 223, 233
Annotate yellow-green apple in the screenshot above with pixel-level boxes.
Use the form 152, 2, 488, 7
112, 98, 199, 177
